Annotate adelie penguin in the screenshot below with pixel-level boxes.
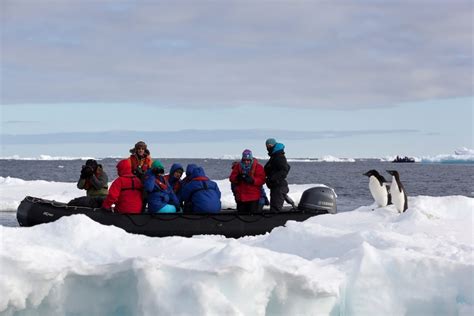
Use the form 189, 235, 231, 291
363, 169, 391, 209
386, 170, 408, 213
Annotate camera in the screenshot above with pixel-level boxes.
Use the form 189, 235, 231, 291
81, 165, 94, 178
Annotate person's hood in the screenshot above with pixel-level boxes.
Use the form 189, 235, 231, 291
170, 163, 184, 175
271, 143, 285, 155
190, 166, 206, 179
116, 159, 133, 176
185, 164, 198, 177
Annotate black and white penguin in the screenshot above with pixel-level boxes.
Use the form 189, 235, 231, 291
386, 170, 408, 213
363, 169, 391, 208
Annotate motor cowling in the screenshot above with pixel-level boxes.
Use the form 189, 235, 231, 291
298, 186, 337, 214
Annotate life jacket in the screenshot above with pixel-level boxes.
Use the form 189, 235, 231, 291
120, 175, 143, 192
164, 174, 181, 193
181, 168, 221, 213
153, 176, 169, 192
129, 154, 152, 178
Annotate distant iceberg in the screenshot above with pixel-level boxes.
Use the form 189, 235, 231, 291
0, 154, 96, 161
454, 147, 474, 155
288, 155, 355, 162
421, 147, 474, 164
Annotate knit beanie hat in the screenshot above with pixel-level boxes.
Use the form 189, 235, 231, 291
265, 138, 277, 146
242, 149, 253, 160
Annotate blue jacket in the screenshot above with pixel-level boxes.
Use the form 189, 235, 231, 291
168, 163, 183, 187
166, 163, 184, 194
180, 167, 221, 213
144, 170, 180, 213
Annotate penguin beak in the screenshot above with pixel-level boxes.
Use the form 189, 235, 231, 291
363, 171, 370, 176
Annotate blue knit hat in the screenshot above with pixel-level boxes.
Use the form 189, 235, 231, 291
242, 149, 253, 160
265, 138, 277, 146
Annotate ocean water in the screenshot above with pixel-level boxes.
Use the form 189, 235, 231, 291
1, 158, 473, 226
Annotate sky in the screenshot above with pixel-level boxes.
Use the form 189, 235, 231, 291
1, 0, 473, 158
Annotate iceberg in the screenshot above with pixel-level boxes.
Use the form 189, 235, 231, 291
421, 147, 474, 164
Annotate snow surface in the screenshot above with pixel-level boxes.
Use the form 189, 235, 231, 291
0, 177, 324, 212
0, 195, 472, 315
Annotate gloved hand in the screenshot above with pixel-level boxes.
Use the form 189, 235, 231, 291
243, 176, 254, 184
238, 173, 248, 182
239, 173, 254, 184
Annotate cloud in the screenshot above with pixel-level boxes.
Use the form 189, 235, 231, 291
2, 0, 472, 108
1, 128, 421, 145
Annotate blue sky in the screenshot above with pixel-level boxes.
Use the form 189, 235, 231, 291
1, 0, 472, 158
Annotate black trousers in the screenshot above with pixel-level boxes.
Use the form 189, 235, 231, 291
68, 196, 105, 208
270, 185, 289, 212
237, 200, 259, 214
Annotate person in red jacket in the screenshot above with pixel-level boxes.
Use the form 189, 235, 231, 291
229, 149, 266, 214
128, 141, 152, 181
102, 159, 143, 214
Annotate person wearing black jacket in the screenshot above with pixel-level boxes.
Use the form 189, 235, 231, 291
264, 138, 291, 212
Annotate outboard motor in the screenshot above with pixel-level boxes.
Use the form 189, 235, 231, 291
298, 186, 337, 214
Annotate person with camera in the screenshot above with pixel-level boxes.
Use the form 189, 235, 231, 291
229, 149, 266, 214
144, 160, 180, 213
72, 159, 108, 208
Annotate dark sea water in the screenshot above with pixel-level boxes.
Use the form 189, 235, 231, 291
1, 158, 473, 227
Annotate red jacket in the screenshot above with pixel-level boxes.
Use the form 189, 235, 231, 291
229, 159, 266, 202
129, 154, 152, 175
102, 159, 143, 213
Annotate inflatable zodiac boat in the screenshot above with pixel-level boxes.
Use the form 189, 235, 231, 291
17, 187, 337, 238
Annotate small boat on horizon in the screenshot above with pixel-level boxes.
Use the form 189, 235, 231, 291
392, 156, 416, 163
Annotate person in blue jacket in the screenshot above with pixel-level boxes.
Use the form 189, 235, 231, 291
182, 164, 197, 185
144, 160, 180, 213
180, 166, 221, 213
164, 163, 184, 194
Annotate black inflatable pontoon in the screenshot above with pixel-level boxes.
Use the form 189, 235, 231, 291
17, 187, 337, 238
